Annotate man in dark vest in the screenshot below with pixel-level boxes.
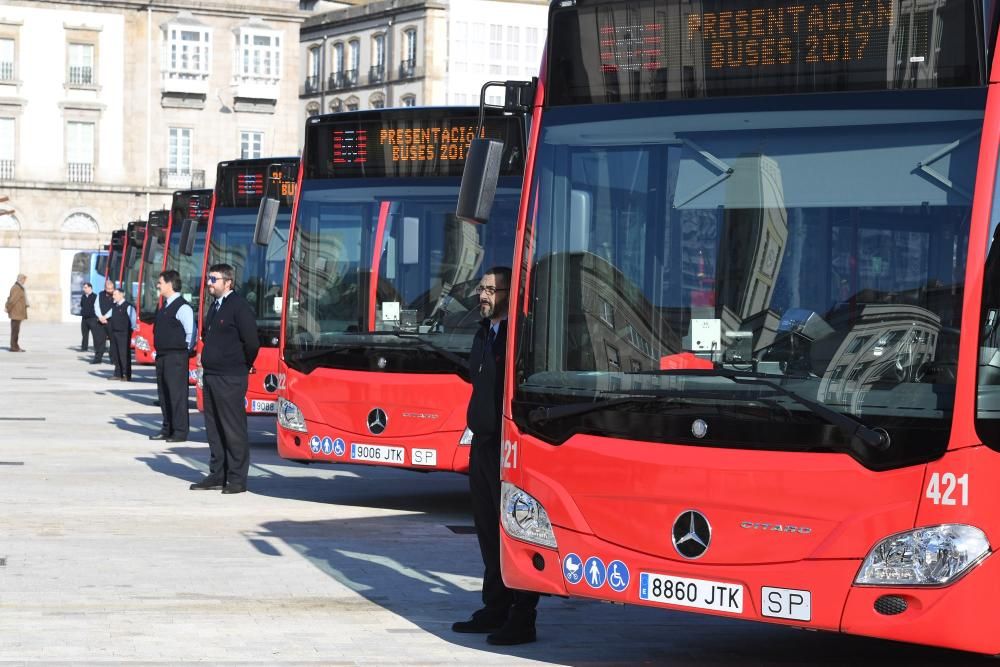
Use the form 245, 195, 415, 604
151, 269, 194, 443
452, 266, 539, 645
93, 278, 115, 364
79, 282, 98, 353
102, 286, 136, 381
190, 263, 259, 494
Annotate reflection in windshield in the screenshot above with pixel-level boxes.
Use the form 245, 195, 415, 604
517, 90, 983, 462
205, 208, 290, 346
284, 179, 520, 373
164, 223, 206, 319
139, 227, 167, 321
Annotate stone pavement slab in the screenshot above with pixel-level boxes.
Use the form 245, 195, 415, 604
0, 324, 988, 666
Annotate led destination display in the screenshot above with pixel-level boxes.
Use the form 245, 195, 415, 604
550, 0, 985, 105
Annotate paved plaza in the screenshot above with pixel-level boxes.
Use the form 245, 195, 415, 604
0, 324, 990, 665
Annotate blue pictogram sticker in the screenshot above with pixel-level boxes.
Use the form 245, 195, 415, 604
321, 436, 334, 455
309, 435, 322, 454
333, 438, 346, 457
584, 556, 606, 589
562, 553, 583, 585
607, 560, 630, 593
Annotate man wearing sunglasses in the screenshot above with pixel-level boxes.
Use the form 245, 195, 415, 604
190, 263, 259, 494
453, 266, 540, 646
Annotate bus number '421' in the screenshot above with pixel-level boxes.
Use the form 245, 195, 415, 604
925, 472, 969, 506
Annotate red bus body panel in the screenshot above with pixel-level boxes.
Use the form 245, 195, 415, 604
277, 368, 471, 472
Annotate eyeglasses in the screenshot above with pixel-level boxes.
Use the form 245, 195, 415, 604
207, 276, 221, 284
474, 286, 508, 296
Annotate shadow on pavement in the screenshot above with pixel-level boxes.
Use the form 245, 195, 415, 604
255, 514, 993, 667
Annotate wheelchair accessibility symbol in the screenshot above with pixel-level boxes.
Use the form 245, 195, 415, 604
607, 560, 630, 593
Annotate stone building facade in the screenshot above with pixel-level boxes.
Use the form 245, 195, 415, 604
0, 0, 303, 322
298, 0, 548, 133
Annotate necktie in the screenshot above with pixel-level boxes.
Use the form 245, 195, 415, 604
211, 299, 221, 317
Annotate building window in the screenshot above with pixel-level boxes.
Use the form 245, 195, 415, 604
306, 44, 321, 92
605, 343, 621, 373
240, 130, 263, 159
401, 28, 416, 77
68, 43, 95, 85
0, 117, 13, 180
239, 30, 281, 79
0, 38, 14, 81
168, 127, 191, 176
66, 121, 95, 183
333, 42, 344, 73
400, 94, 416, 107
369, 93, 385, 109
506, 26, 520, 61
599, 298, 615, 327
346, 39, 359, 85
370, 34, 385, 84
345, 96, 359, 112
165, 26, 211, 78
526, 27, 539, 64
489, 24, 502, 60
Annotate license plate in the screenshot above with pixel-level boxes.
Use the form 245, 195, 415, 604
351, 443, 405, 464
411, 448, 437, 466
761, 586, 811, 621
638, 572, 743, 614
250, 400, 277, 413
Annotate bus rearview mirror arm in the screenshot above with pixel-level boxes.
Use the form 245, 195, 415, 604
179, 219, 197, 256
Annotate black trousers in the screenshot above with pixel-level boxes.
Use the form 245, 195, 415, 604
469, 433, 540, 613
202, 373, 250, 487
80, 319, 90, 350
9, 319, 21, 351
109, 330, 131, 378
89, 321, 108, 361
156, 351, 189, 438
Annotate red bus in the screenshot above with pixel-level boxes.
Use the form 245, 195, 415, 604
195, 158, 299, 414
164, 190, 214, 384
459, 0, 1000, 655
105, 229, 126, 286
134, 209, 170, 364
120, 220, 145, 306
275, 107, 524, 473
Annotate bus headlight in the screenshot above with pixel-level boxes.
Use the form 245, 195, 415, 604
134, 336, 150, 352
855, 524, 990, 586
459, 427, 474, 446
277, 397, 307, 432
501, 482, 557, 549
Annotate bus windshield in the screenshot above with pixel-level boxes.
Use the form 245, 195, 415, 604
165, 221, 206, 319
206, 208, 290, 347
284, 178, 520, 374
139, 224, 167, 323
515, 89, 984, 468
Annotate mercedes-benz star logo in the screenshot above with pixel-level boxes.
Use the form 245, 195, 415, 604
367, 408, 388, 435
672, 510, 712, 559
263, 374, 279, 393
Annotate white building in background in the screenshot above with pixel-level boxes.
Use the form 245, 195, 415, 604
0, 0, 303, 323
298, 0, 548, 132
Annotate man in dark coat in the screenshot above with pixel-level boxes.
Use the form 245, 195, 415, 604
190, 263, 260, 494
79, 282, 99, 353
452, 266, 539, 645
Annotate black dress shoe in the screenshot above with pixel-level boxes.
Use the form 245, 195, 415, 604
486, 609, 537, 645
221, 485, 247, 494
451, 608, 508, 634
189, 479, 225, 490
149, 433, 170, 441
166, 436, 186, 443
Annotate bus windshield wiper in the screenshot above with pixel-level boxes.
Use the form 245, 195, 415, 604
529, 394, 681, 424
631, 368, 891, 452
382, 332, 470, 380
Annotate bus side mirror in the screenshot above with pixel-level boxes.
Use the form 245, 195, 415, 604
125, 245, 137, 267
143, 234, 160, 264
96, 255, 108, 276
180, 219, 197, 256
456, 138, 505, 224
254, 196, 279, 246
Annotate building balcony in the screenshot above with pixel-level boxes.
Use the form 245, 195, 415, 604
399, 59, 417, 80
232, 73, 280, 101
0, 159, 13, 181
67, 162, 94, 183
161, 69, 210, 97
0, 62, 14, 82
159, 169, 205, 189
369, 65, 385, 85
68, 65, 94, 86
302, 75, 321, 95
